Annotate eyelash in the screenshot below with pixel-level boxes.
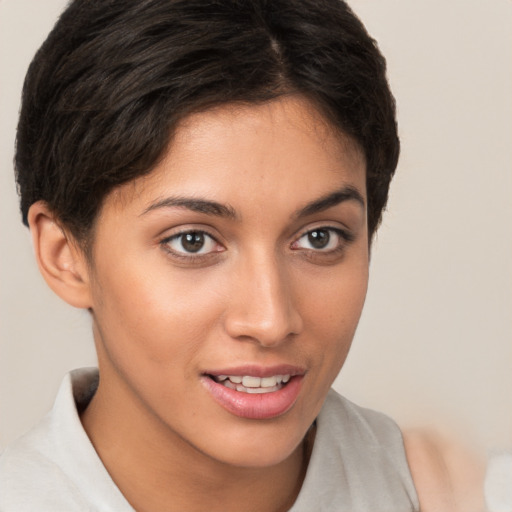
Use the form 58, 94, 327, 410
159, 226, 354, 263
160, 229, 224, 263
291, 226, 354, 259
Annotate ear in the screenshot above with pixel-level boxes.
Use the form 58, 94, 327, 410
28, 201, 93, 309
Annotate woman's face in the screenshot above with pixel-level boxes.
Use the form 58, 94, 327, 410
87, 95, 369, 468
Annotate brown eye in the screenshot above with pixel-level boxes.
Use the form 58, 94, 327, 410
307, 229, 330, 249
181, 232, 205, 252
164, 230, 219, 255
293, 227, 346, 252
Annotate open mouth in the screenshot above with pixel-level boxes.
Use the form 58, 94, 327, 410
209, 374, 291, 394
202, 370, 303, 419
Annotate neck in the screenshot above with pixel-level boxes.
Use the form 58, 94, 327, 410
81, 373, 314, 512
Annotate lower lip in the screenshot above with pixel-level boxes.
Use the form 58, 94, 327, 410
201, 375, 303, 420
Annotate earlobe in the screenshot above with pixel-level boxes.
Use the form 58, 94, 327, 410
28, 201, 93, 309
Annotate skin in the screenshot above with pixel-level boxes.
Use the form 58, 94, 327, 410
27, 94, 484, 511
30, 95, 369, 511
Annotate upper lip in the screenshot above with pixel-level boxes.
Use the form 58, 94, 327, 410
204, 364, 306, 379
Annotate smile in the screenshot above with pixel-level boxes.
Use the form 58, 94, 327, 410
202, 366, 304, 419
212, 374, 291, 394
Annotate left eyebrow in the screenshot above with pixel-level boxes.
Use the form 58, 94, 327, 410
294, 186, 365, 219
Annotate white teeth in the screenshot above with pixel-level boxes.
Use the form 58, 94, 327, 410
245, 385, 279, 394
242, 376, 261, 388
235, 384, 280, 394
261, 376, 277, 387
213, 374, 292, 393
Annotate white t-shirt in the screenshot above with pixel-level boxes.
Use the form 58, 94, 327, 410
0, 368, 419, 511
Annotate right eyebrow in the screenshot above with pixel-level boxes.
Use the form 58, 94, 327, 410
140, 196, 238, 220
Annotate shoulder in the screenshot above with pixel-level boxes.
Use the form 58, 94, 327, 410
322, 389, 408, 451
0, 369, 119, 512
0, 424, 90, 511
403, 428, 486, 512
306, 390, 420, 511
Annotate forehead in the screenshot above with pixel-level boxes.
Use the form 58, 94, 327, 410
104, 95, 366, 217
173, 96, 364, 176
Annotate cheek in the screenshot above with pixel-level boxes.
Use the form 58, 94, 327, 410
301, 256, 369, 368
89, 252, 224, 369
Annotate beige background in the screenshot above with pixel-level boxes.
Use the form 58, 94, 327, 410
1, 0, 511, 452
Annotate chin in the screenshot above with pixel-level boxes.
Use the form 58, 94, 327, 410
199, 419, 307, 469
217, 442, 301, 470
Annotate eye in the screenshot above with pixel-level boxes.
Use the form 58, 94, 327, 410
291, 227, 351, 252
162, 230, 221, 256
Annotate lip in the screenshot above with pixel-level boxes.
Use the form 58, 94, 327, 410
206, 364, 305, 379
201, 365, 305, 420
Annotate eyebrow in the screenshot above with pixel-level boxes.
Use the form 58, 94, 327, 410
141, 185, 364, 220
141, 196, 238, 219
294, 186, 365, 219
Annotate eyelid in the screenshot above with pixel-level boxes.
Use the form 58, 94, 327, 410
292, 224, 354, 245
158, 223, 223, 244
159, 227, 225, 260
290, 225, 355, 258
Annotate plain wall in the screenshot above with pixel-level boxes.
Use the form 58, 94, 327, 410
1, 0, 511, 452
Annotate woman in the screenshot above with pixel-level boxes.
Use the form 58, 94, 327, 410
0, 0, 483, 510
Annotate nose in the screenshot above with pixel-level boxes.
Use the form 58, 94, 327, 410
223, 253, 303, 347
